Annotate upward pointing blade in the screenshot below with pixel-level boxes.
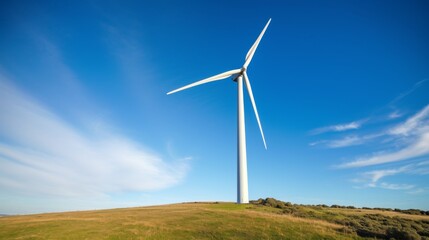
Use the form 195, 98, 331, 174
243, 18, 271, 70
243, 71, 267, 149
167, 69, 241, 95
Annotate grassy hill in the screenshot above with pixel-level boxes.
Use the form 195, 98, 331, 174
1, 198, 428, 239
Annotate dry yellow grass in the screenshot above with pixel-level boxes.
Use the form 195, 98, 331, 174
0, 202, 362, 240
326, 207, 429, 221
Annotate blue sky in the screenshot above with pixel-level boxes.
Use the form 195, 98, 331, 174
1, 0, 429, 214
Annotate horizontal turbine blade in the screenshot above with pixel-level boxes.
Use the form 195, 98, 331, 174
243, 18, 271, 70
167, 69, 241, 95
243, 71, 267, 149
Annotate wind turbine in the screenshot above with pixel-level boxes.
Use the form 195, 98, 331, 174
167, 19, 271, 204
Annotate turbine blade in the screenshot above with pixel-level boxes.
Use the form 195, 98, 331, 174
243, 71, 267, 149
243, 18, 271, 70
167, 69, 241, 95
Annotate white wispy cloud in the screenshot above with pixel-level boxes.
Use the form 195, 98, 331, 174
339, 132, 429, 168
310, 80, 428, 149
325, 136, 362, 148
352, 161, 429, 192
364, 166, 409, 184
0, 76, 189, 198
339, 104, 429, 168
388, 110, 403, 119
389, 104, 429, 136
311, 80, 429, 194
310, 120, 365, 135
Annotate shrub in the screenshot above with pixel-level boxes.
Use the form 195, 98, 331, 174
264, 198, 278, 208
276, 201, 285, 209
386, 227, 421, 240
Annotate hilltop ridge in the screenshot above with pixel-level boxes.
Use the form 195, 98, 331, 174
0, 198, 428, 239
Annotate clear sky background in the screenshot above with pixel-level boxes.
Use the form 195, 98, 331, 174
1, 0, 429, 214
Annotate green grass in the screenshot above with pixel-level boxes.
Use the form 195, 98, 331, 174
0, 202, 362, 240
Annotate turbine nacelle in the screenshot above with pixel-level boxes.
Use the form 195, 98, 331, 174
232, 71, 243, 82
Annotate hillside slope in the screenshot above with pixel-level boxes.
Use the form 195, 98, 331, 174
0, 202, 360, 240
251, 198, 429, 240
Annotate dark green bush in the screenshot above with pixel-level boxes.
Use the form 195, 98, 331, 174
264, 198, 278, 208
386, 227, 421, 240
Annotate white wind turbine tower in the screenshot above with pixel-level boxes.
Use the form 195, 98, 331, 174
167, 19, 271, 204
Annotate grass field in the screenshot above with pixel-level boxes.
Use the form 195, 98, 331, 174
0, 200, 428, 239
0, 202, 360, 240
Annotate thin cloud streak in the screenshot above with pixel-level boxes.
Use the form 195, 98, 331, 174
310, 133, 383, 148
0, 76, 189, 198
325, 136, 362, 148
389, 79, 428, 107
310, 120, 365, 135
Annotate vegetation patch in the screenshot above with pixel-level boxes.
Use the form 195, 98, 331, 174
251, 198, 429, 240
